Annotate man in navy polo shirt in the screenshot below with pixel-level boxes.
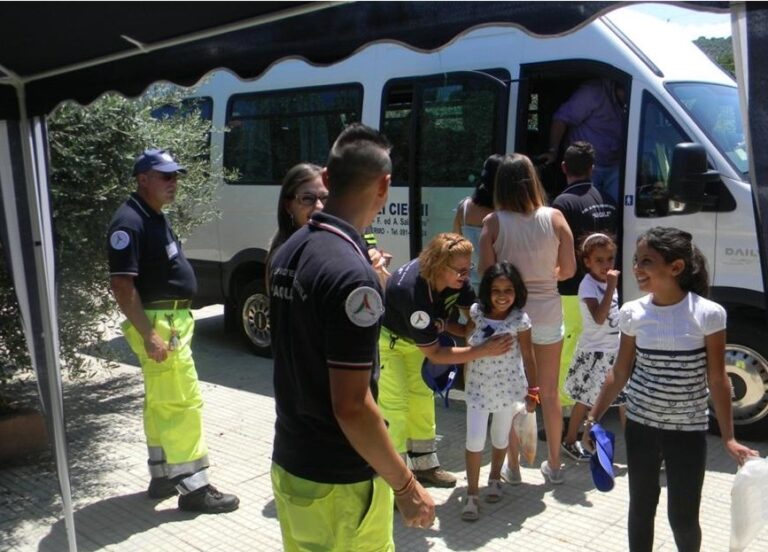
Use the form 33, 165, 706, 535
108, 149, 238, 513
269, 125, 435, 550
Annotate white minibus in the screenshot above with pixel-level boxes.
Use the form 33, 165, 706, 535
184, 9, 767, 436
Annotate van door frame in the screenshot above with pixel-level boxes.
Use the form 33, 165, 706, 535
516, 60, 632, 291
380, 69, 510, 258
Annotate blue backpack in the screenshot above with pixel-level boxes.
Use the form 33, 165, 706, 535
421, 334, 460, 407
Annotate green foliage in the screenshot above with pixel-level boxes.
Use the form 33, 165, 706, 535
694, 36, 735, 76
0, 88, 227, 381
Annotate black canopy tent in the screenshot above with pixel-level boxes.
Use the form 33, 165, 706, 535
0, 2, 763, 550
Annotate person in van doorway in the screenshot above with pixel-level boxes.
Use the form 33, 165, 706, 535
107, 148, 239, 513
584, 227, 758, 552
379, 233, 513, 488
269, 124, 435, 551
452, 154, 503, 290
552, 141, 617, 443
541, 78, 626, 204
265, 162, 326, 287
479, 153, 576, 485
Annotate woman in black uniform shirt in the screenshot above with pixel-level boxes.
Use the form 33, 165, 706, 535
378, 233, 512, 487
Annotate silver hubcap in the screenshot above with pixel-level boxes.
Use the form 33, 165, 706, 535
242, 292, 270, 348
725, 344, 768, 426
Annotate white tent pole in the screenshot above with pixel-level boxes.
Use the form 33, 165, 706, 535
14, 82, 78, 552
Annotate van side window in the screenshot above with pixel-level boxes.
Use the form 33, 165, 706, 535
635, 92, 689, 217
382, 73, 506, 187
224, 85, 362, 184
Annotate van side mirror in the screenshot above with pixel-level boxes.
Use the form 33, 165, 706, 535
667, 142, 720, 214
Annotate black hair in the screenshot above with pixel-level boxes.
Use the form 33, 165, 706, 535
472, 154, 503, 209
638, 226, 710, 297
578, 231, 617, 263
563, 141, 595, 178
477, 261, 528, 313
325, 123, 392, 196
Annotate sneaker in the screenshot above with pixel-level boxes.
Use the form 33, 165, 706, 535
561, 441, 592, 463
500, 462, 522, 485
178, 485, 240, 513
485, 479, 503, 503
461, 494, 480, 521
413, 467, 457, 488
540, 460, 564, 485
147, 477, 178, 499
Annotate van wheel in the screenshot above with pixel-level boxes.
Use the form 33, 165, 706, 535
711, 316, 768, 439
238, 280, 271, 357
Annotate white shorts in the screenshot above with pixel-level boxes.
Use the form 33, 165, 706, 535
531, 323, 564, 345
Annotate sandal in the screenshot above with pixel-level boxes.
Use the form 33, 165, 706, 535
461, 494, 480, 521
485, 479, 503, 503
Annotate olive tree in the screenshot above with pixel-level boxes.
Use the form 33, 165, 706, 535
0, 87, 225, 391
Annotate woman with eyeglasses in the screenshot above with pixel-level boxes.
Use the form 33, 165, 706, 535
265, 163, 327, 284
479, 153, 576, 485
378, 233, 514, 488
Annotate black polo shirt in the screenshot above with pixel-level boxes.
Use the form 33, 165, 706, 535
107, 193, 197, 302
270, 211, 384, 484
552, 181, 617, 296
381, 259, 475, 345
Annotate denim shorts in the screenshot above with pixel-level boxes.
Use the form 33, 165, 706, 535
531, 322, 565, 345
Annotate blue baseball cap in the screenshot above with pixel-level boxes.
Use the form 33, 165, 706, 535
132, 148, 186, 176
421, 334, 459, 407
589, 423, 616, 492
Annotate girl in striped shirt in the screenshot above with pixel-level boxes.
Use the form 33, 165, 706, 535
585, 227, 757, 552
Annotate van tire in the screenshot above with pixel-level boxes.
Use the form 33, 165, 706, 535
710, 316, 768, 440
237, 279, 272, 357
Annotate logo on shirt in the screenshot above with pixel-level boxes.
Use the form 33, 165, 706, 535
410, 310, 431, 330
109, 230, 130, 250
345, 286, 384, 327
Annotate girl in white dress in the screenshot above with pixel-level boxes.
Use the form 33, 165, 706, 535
461, 262, 538, 521
562, 232, 626, 461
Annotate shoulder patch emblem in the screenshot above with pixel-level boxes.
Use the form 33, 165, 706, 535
410, 310, 431, 330
109, 230, 130, 250
345, 286, 384, 327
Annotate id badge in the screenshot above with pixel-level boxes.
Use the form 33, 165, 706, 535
165, 241, 179, 260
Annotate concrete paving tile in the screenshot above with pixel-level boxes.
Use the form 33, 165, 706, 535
2, 305, 768, 551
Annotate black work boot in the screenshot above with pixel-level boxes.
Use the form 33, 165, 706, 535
178, 485, 239, 513
147, 477, 179, 499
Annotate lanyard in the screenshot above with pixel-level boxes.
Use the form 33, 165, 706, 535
308, 219, 369, 264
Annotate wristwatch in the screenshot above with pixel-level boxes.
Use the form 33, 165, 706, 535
582, 415, 596, 429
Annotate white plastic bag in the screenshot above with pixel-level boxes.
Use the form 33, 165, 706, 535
730, 456, 768, 551
511, 401, 537, 466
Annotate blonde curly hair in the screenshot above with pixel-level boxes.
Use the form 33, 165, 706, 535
418, 232, 473, 287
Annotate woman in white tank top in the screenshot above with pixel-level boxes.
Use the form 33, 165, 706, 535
479, 153, 576, 483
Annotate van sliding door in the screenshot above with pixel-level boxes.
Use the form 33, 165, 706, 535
377, 71, 509, 267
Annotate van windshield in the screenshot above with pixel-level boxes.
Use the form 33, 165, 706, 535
667, 82, 748, 176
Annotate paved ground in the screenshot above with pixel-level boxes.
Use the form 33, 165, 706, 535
2, 305, 768, 552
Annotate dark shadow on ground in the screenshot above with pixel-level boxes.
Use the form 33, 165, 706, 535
394, 482, 547, 551
37, 492, 200, 552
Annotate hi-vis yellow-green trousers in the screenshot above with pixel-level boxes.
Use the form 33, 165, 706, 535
271, 463, 394, 552
559, 295, 582, 408
122, 308, 209, 488
378, 328, 439, 471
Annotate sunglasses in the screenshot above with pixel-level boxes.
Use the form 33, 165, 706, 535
294, 193, 329, 206
447, 263, 474, 279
